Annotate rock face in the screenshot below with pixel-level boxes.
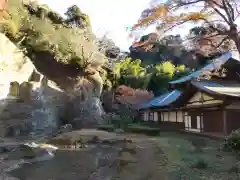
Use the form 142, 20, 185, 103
0, 33, 104, 137
0, 33, 69, 137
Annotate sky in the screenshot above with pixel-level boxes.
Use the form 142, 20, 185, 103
38, 0, 192, 51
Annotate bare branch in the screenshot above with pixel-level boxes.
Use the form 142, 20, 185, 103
215, 36, 229, 48
169, 0, 204, 10
211, 5, 231, 25
221, 0, 235, 24
202, 18, 228, 35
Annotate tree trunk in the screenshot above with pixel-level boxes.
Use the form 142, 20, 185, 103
228, 26, 240, 56
234, 38, 240, 55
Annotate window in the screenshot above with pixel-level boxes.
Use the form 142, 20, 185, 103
149, 112, 154, 121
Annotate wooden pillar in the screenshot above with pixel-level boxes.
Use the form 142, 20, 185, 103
223, 109, 228, 135
176, 111, 178, 122
168, 110, 170, 122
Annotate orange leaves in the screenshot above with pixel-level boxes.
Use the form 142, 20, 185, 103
0, 0, 7, 11
165, 16, 178, 23
131, 0, 212, 32
165, 12, 207, 23
182, 12, 208, 21
0, 0, 8, 21
133, 4, 169, 29
131, 33, 158, 52
115, 85, 153, 107
132, 41, 146, 48
163, 12, 208, 25
154, 5, 169, 18
132, 17, 153, 29
133, 5, 207, 29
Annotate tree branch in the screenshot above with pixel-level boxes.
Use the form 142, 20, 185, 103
211, 6, 231, 26
221, 0, 235, 24
162, 20, 188, 33
202, 18, 228, 35
169, 0, 204, 10
215, 36, 229, 48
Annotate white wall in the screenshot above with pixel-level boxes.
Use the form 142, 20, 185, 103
169, 112, 176, 122
154, 112, 158, 122
177, 111, 183, 122
143, 111, 148, 121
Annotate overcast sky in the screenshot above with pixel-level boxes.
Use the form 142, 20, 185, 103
38, 0, 194, 51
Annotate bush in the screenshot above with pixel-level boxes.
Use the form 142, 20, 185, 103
97, 124, 160, 136
190, 138, 206, 153
97, 124, 114, 132
126, 124, 160, 136
191, 158, 208, 169
223, 129, 240, 152
0, 20, 18, 39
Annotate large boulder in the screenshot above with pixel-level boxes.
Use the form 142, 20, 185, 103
6, 142, 58, 161
0, 33, 105, 137
0, 33, 67, 137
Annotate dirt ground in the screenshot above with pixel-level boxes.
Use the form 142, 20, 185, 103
8, 131, 240, 180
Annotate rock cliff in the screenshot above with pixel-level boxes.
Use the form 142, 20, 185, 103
0, 33, 104, 137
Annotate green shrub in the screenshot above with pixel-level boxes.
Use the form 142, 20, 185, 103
97, 124, 114, 132
48, 11, 63, 24
127, 124, 160, 136
97, 124, 160, 136
0, 20, 18, 39
191, 158, 208, 169
228, 162, 240, 174
223, 129, 240, 152
190, 138, 206, 153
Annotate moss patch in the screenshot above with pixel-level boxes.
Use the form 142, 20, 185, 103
152, 133, 240, 180
97, 124, 160, 136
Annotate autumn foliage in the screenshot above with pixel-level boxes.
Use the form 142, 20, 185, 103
0, 0, 7, 10
133, 0, 237, 30
115, 85, 153, 108
132, 4, 208, 30
131, 33, 159, 51
131, 0, 240, 53
0, 0, 8, 20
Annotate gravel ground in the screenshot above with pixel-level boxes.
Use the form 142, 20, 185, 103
7, 130, 166, 180
0, 130, 238, 180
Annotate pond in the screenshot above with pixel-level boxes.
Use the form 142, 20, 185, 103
8, 131, 240, 180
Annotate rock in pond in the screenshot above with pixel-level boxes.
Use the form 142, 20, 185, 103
7, 142, 58, 161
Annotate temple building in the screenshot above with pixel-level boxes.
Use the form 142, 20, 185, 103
138, 52, 240, 136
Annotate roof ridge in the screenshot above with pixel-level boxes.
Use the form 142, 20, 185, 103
169, 52, 232, 85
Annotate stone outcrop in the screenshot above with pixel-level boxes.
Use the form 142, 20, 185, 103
0, 33, 104, 137
0, 33, 69, 137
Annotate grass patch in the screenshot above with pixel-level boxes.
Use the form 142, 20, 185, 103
97, 124, 114, 132
152, 133, 240, 180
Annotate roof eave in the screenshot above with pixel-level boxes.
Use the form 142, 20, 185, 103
191, 80, 240, 99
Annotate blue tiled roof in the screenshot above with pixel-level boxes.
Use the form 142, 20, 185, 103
169, 52, 233, 84
139, 90, 182, 109
191, 80, 240, 97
